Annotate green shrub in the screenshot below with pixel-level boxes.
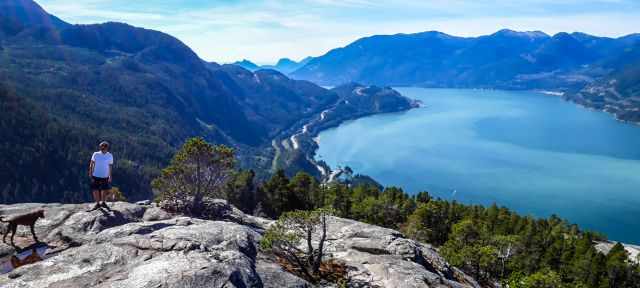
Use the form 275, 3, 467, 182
260, 208, 333, 282
152, 137, 235, 216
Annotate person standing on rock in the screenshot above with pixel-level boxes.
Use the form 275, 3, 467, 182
87, 141, 114, 211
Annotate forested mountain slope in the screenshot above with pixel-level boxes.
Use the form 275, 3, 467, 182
292, 29, 639, 89
569, 42, 640, 123
0, 0, 414, 203
0, 0, 67, 29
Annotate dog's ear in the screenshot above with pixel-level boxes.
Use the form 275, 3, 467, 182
39, 210, 45, 218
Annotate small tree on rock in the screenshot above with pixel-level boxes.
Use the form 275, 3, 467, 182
152, 137, 235, 216
508, 269, 564, 288
260, 208, 333, 281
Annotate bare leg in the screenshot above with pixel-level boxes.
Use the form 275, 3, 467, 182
92, 189, 101, 204
100, 189, 107, 203
87, 190, 101, 211
101, 189, 112, 211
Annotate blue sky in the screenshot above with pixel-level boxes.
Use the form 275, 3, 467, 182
37, 0, 640, 64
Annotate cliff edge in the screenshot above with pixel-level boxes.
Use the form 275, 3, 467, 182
0, 201, 479, 287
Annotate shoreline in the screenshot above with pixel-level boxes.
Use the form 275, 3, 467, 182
293, 86, 640, 180
531, 89, 640, 127
294, 87, 640, 249
595, 241, 640, 263
272, 86, 420, 179
562, 96, 640, 127
298, 107, 419, 178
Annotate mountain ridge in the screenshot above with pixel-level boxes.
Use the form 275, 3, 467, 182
233, 57, 314, 74
291, 29, 640, 123
292, 29, 640, 87
0, 0, 68, 29
0, 0, 416, 203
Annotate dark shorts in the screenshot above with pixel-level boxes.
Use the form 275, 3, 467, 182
90, 177, 112, 190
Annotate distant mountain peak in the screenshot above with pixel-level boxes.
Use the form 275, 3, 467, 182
232, 57, 313, 74
570, 32, 596, 38
0, 0, 69, 29
292, 28, 636, 87
299, 56, 314, 63
552, 32, 574, 39
415, 30, 455, 39
276, 58, 297, 66
493, 29, 549, 38
232, 59, 260, 71
236, 59, 257, 65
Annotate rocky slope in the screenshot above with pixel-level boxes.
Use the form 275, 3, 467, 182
0, 201, 479, 287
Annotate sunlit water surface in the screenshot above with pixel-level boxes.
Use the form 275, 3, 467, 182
316, 88, 640, 244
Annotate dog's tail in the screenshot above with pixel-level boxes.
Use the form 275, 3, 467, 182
0, 216, 8, 223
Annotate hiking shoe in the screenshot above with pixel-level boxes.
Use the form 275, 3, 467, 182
101, 202, 112, 211
86, 203, 101, 212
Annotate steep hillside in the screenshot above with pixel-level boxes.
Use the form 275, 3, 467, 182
568, 42, 640, 123
212, 65, 337, 135
0, 0, 68, 29
293, 31, 472, 86
0, 0, 416, 203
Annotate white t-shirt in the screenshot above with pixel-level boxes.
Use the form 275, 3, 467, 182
91, 152, 114, 178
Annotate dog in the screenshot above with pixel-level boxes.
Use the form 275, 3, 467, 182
103, 190, 116, 202
1, 210, 45, 246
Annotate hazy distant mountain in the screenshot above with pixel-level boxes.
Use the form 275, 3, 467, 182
271, 58, 298, 71
232, 57, 315, 74
292, 29, 639, 89
232, 59, 261, 71
291, 28, 640, 125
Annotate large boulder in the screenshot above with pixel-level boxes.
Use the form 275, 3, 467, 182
0, 201, 479, 287
322, 217, 480, 288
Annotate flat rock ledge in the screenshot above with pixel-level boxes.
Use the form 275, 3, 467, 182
0, 201, 480, 288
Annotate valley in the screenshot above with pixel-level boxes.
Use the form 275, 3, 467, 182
0, 0, 415, 203
2, 0, 640, 287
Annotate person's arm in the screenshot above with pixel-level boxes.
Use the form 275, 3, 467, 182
88, 153, 96, 177
108, 155, 114, 183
